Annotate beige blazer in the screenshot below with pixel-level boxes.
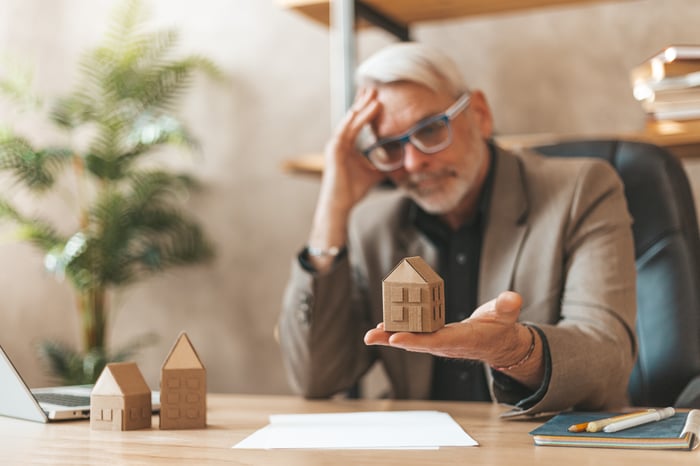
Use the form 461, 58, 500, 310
279, 145, 637, 415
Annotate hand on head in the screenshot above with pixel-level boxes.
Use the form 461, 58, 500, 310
321, 87, 386, 208
307, 88, 385, 273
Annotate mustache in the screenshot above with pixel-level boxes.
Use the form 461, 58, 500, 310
403, 169, 459, 189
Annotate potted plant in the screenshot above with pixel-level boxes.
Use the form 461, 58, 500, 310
0, 0, 218, 384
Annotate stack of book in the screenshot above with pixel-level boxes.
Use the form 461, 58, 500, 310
631, 45, 700, 122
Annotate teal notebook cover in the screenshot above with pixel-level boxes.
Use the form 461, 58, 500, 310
529, 412, 694, 450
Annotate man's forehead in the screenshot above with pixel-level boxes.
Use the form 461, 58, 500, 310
371, 83, 451, 135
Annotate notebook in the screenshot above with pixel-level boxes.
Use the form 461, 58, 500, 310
0, 344, 159, 422
529, 410, 700, 450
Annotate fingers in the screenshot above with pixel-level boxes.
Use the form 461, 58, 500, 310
469, 291, 522, 324
364, 323, 431, 350
365, 323, 463, 357
364, 322, 391, 345
333, 87, 380, 146
495, 291, 522, 318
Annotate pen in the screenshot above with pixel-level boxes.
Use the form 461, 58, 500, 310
568, 411, 648, 433
585, 409, 655, 433
602, 407, 675, 433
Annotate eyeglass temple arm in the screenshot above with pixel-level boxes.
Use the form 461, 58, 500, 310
446, 93, 472, 119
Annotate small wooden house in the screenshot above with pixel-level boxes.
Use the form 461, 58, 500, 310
90, 362, 152, 431
159, 332, 206, 429
382, 256, 445, 332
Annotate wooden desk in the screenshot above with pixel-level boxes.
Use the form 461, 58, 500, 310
1, 394, 697, 465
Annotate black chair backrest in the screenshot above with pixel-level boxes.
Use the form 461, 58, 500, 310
533, 139, 700, 407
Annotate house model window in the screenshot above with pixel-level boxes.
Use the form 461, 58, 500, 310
382, 256, 445, 333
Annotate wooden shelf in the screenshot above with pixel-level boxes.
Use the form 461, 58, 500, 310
277, 0, 628, 27
281, 153, 325, 176
638, 119, 700, 159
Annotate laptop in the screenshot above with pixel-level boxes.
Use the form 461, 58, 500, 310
0, 344, 159, 422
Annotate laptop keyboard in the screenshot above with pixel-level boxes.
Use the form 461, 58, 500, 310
34, 392, 90, 407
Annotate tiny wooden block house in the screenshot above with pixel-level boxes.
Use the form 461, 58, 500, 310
159, 332, 206, 429
382, 256, 445, 332
90, 362, 152, 431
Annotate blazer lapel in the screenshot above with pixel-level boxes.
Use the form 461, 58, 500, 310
479, 147, 530, 303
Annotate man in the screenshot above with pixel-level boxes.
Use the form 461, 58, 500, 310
278, 42, 637, 416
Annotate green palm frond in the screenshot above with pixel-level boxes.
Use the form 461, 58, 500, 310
50, 93, 97, 129
104, 0, 148, 49
87, 121, 127, 161
123, 213, 212, 276
38, 340, 92, 385
60, 173, 212, 287
15, 221, 66, 252
126, 113, 197, 151
38, 340, 110, 385
0, 198, 20, 220
82, 114, 197, 180
0, 125, 13, 141
83, 176, 211, 285
39, 331, 158, 385
0, 138, 72, 191
85, 191, 132, 285
0, 199, 65, 251
131, 29, 180, 68
141, 219, 213, 267
0, 55, 42, 110
127, 170, 195, 207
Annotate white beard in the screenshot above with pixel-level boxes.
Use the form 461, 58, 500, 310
399, 148, 487, 215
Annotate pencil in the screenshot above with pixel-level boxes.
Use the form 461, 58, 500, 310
585, 409, 655, 433
567, 422, 589, 433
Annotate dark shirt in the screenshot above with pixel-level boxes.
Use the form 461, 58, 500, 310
412, 145, 496, 401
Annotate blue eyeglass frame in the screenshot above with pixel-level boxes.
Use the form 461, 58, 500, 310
362, 92, 472, 171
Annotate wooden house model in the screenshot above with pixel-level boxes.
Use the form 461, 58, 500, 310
159, 332, 206, 429
382, 256, 445, 332
90, 362, 152, 431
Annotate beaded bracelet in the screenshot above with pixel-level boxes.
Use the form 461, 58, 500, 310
492, 324, 536, 372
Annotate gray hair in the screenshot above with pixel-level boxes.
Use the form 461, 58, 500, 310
355, 42, 467, 98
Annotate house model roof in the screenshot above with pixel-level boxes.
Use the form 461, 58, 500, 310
162, 332, 205, 370
92, 362, 150, 396
384, 256, 442, 284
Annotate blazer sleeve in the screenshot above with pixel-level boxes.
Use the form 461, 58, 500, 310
277, 253, 376, 398
497, 159, 637, 416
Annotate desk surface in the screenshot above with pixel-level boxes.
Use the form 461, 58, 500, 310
1, 394, 697, 465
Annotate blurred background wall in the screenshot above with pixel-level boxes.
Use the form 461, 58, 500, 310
0, 0, 698, 394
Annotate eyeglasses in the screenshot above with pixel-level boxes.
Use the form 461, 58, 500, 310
362, 93, 471, 172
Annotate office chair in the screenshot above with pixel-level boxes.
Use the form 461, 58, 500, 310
534, 139, 700, 408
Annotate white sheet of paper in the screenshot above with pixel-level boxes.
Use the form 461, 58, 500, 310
232, 410, 478, 450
